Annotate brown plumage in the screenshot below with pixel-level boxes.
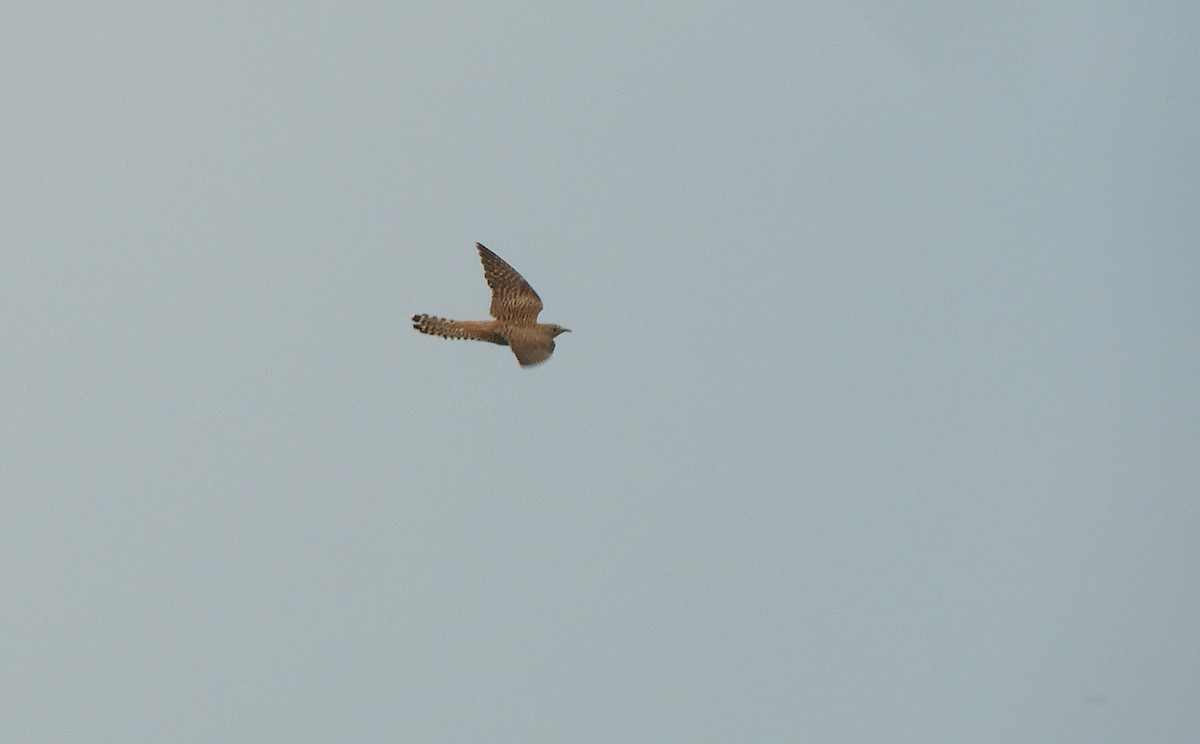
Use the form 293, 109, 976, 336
413, 243, 570, 367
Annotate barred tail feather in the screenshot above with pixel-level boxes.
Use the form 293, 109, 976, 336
411, 314, 505, 345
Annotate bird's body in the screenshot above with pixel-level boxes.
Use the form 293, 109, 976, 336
413, 243, 570, 366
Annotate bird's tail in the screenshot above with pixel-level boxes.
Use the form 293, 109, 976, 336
411, 315, 505, 344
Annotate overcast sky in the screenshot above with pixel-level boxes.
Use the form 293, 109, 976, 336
2, 3, 1198, 742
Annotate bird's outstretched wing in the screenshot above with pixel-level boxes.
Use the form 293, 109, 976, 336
477, 243, 543, 323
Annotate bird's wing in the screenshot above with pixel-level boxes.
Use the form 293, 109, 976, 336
509, 332, 556, 366
477, 243, 543, 323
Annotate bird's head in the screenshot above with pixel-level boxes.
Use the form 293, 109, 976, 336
549, 324, 571, 337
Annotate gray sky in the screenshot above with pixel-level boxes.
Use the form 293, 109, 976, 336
2, 3, 1198, 742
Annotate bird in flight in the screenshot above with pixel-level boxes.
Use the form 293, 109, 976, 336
413, 243, 570, 366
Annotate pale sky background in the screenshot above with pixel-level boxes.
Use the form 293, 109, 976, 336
2, 3, 1198, 742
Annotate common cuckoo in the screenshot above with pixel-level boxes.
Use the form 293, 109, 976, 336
412, 243, 570, 366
